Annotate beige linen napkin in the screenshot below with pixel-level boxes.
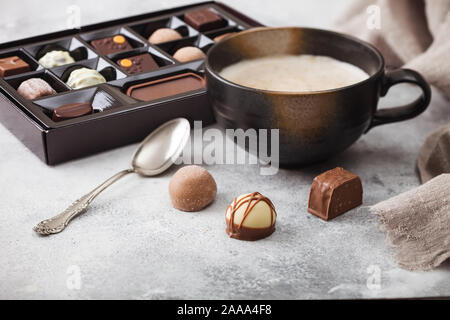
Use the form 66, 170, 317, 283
370, 174, 450, 271
335, 0, 450, 98
417, 123, 450, 183
337, 0, 450, 271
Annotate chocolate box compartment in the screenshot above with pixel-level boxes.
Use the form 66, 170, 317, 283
129, 16, 198, 44
80, 26, 146, 55
24, 37, 97, 64
33, 86, 125, 122
4, 69, 70, 99
0, 1, 262, 165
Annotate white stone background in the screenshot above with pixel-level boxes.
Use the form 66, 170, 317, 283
0, 0, 449, 299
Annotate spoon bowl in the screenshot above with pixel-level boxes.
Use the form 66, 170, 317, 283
132, 118, 190, 176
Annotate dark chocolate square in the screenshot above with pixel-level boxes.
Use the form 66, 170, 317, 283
117, 53, 159, 74
90, 35, 133, 55
184, 9, 227, 32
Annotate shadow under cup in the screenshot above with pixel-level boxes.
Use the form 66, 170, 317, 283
205, 27, 431, 166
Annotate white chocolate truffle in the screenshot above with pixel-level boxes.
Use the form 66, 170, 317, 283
66, 67, 106, 89
226, 192, 276, 241
17, 78, 56, 100
173, 46, 205, 62
39, 50, 75, 68
169, 165, 217, 212
148, 28, 182, 44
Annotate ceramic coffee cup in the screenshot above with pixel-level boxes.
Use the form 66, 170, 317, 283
205, 27, 431, 165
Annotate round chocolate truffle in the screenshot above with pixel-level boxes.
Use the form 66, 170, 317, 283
169, 165, 217, 212
66, 67, 106, 89
148, 28, 182, 44
172, 46, 205, 62
226, 192, 277, 241
17, 78, 56, 100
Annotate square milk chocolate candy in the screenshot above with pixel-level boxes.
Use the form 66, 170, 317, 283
0, 56, 30, 77
308, 167, 362, 221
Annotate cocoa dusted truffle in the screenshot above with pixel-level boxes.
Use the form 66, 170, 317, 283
17, 78, 56, 100
172, 46, 205, 62
148, 28, 182, 44
308, 167, 363, 221
226, 192, 277, 241
169, 165, 217, 212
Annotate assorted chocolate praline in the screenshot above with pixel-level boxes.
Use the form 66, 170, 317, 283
172, 46, 206, 62
52, 102, 93, 122
148, 28, 182, 44
66, 67, 106, 89
226, 192, 277, 241
184, 8, 227, 32
39, 51, 75, 68
126, 72, 205, 102
0, 56, 30, 77
117, 53, 159, 74
17, 78, 56, 100
90, 35, 133, 55
308, 167, 363, 221
169, 165, 217, 212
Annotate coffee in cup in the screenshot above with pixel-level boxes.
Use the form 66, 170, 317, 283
219, 54, 369, 92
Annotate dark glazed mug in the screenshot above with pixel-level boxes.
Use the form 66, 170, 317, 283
205, 27, 431, 165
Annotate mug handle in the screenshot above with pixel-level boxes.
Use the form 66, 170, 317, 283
366, 68, 431, 131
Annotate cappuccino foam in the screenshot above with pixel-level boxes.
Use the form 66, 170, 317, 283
219, 54, 369, 92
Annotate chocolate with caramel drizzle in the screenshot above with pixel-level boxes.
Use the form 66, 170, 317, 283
226, 192, 277, 241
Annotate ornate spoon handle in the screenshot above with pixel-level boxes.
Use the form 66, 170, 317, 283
33, 169, 134, 235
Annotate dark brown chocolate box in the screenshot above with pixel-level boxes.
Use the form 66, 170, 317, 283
0, 1, 262, 165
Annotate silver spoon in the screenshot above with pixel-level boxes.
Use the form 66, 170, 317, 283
33, 118, 191, 235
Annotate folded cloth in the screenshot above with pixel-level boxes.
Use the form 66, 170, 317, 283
335, 0, 450, 98
417, 123, 450, 183
370, 174, 450, 271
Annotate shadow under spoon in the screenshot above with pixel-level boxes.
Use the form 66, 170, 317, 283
33, 118, 191, 236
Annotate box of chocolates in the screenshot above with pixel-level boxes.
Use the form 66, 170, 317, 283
0, 1, 261, 165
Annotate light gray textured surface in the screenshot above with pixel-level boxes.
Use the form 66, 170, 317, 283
1, 0, 450, 300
